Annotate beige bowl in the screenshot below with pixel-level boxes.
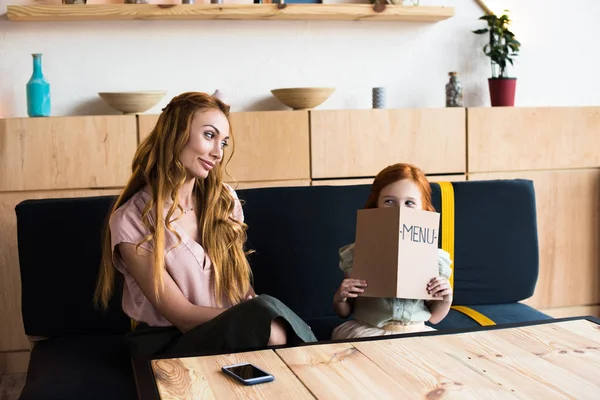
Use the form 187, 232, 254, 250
98, 91, 167, 114
271, 87, 335, 110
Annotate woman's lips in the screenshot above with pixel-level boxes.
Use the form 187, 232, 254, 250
199, 159, 214, 170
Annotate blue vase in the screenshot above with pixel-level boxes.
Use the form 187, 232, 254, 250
26, 53, 51, 117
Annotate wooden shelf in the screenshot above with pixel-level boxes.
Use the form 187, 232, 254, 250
6, 4, 454, 22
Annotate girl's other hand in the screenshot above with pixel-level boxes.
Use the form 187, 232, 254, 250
427, 277, 452, 301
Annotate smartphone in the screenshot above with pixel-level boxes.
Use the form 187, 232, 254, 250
221, 362, 275, 386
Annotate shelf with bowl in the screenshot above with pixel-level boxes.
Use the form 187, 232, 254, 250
6, 4, 454, 22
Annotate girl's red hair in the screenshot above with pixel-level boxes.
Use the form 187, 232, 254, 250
364, 163, 434, 212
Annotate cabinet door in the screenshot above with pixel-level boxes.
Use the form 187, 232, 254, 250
468, 106, 600, 172
0, 116, 137, 191
310, 108, 466, 179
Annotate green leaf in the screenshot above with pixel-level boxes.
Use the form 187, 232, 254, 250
475, 8, 520, 66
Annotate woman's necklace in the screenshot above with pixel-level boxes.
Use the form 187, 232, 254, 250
182, 203, 194, 214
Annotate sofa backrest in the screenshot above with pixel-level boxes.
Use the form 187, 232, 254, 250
15, 179, 539, 338
429, 179, 539, 305
16, 195, 130, 338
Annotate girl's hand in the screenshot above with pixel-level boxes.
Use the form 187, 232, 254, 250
336, 278, 367, 303
427, 277, 452, 301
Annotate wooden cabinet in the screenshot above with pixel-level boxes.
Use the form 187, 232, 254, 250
0, 116, 137, 191
468, 106, 600, 173
310, 108, 466, 179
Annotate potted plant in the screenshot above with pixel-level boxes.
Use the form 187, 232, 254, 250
473, 11, 521, 106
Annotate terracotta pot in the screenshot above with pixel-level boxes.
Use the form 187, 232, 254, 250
488, 78, 517, 107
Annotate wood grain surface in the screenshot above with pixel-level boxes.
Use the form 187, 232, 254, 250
151, 319, 600, 399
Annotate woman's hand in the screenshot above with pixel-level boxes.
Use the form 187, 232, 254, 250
427, 277, 452, 301
336, 278, 368, 303
245, 286, 258, 301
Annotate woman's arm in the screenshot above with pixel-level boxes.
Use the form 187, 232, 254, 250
118, 243, 225, 333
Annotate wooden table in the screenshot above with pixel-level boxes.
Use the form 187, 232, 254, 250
133, 316, 600, 399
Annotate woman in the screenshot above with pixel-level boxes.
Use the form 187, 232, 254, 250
94, 92, 316, 357
332, 163, 453, 340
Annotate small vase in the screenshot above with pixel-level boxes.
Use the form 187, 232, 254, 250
445, 71, 463, 107
372, 87, 385, 109
26, 54, 51, 117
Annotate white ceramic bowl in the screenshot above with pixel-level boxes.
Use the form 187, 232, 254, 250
98, 91, 167, 114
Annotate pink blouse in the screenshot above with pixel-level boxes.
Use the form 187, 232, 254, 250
109, 184, 244, 327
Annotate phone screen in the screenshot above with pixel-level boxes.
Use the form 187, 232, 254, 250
225, 364, 270, 380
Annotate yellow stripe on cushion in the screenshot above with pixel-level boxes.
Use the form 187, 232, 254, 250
131, 318, 138, 331
450, 306, 496, 326
438, 182, 455, 289
437, 181, 496, 327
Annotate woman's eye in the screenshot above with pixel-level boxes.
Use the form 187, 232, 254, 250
204, 131, 214, 139
221, 141, 228, 149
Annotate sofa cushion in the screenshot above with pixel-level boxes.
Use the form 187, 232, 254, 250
19, 335, 135, 400
430, 303, 552, 330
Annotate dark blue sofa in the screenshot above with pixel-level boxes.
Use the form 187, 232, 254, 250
14, 179, 551, 400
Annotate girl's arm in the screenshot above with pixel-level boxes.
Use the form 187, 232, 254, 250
425, 276, 453, 324
333, 272, 367, 318
118, 243, 225, 333
426, 297, 452, 324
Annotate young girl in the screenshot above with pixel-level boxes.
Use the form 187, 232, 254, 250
332, 163, 453, 340
94, 92, 316, 356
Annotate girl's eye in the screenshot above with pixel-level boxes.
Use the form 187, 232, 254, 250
384, 199, 396, 205
406, 201, 416, 207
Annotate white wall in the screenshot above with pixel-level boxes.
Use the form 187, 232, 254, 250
1, 0, 599, 117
